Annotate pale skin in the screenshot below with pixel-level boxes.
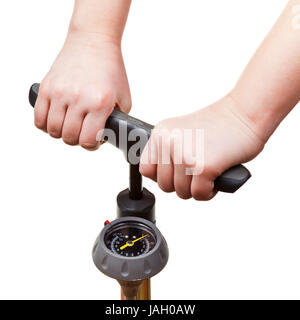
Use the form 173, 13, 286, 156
141, 0, 300, 200
34, 0, 132, 150
35, 0, 300, 200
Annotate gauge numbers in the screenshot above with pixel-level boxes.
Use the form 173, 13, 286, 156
105, 223, 156, 258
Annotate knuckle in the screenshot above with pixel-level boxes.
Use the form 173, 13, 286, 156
121, 103, 131, 115
72, 92, 81, 105
192, 194, 206, 201
119, 95, 132, 114
47, 124, 61, 138
49, 132, 61, 139
201, 161, 223, 178
34, 111, 46, 130
39, 81, 50, 98
80, 141, 97, 149
79, 133, 98, 149
124, 101, 132, 113
174, 181, 192, 199
199, 164, 214, 178
176, 191, 191, 200
81, 144, 98, 151
187, 164, 205, 176
51, 85, 64, 99
191, 188, 205, 200
152, 126, 171, 147
174, 179, 187, 192
200, 194, 214, 201
158, 182, 174, 193
170, 130, 183, 144
89, 91, 112, 112
139, 164, 154, 179
139, 163, 148, 176
34, 117, 45, 130
191, 184, 213, 201
62, 136, 78, 146
68, 88, 81, 104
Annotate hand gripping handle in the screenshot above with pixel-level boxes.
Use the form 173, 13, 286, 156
29, 83, 251, 193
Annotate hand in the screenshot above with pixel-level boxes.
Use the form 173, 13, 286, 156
34, 31, 131, 150
140, 95, 265, 201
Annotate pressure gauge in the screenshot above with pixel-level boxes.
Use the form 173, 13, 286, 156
93, 217, 169, 281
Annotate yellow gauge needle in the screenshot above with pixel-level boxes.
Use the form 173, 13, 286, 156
120, 234, 149, 250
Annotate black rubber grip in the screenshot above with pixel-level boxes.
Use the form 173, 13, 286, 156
29, 83, 251, 193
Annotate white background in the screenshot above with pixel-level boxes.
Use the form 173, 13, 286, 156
0, 0, 299, 300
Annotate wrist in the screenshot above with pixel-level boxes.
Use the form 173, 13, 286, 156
227, 88, 277, 144
68, 0, 131, 47
65, 26, 122, 53
218, 92, 267, 147
68, 26, 122, 46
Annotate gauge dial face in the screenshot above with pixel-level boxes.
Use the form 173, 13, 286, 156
104, 222, 156, 258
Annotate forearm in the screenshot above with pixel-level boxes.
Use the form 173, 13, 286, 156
68, 0, 132, 43
230, 0, 300, 143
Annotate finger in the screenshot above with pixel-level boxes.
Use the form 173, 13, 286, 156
156, 134, 174, 192
82, 141, 102, 151
174, 164, 192, 199
47, 100, 67, 138
140, 136, 158, 182
34, 92, 50, 132
191, 174, 216, 201
116, 92, 132, 114
62, 106, 85, 146
157, 163, 175, 193
79, 111, 108, 149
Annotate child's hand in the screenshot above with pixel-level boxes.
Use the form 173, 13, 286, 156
140, 95, 265, 200
34, 32, 131, 150
140, 0, 300, 201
